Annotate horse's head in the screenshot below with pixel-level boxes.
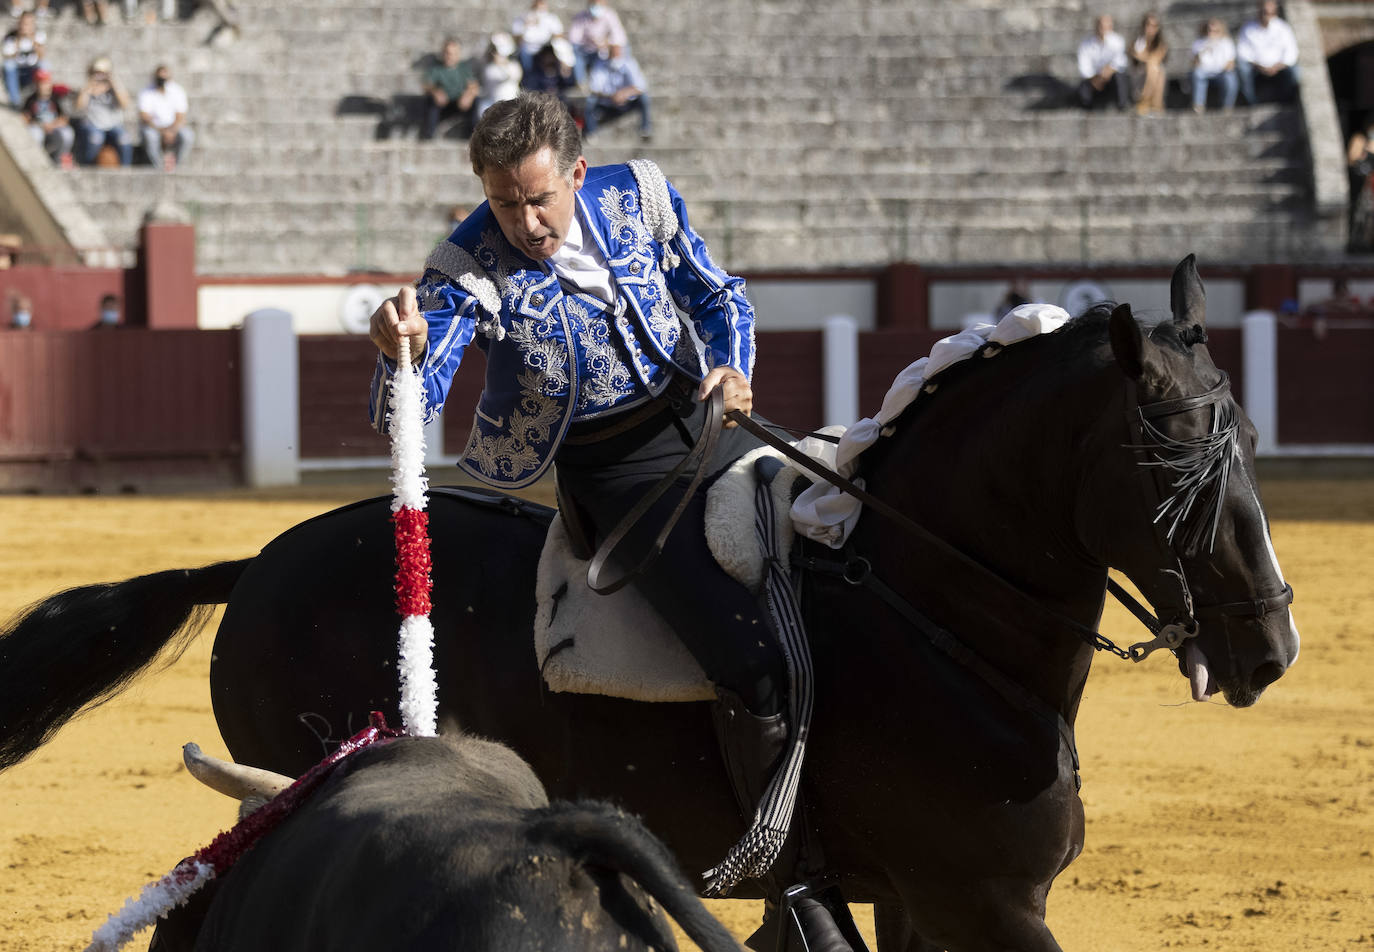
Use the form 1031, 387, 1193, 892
1100, 255, 1299, 707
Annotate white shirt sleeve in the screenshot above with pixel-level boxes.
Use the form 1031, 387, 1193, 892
1077, 38, 1098, 78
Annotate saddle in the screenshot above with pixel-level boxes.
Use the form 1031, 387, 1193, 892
533, 441, 830, 702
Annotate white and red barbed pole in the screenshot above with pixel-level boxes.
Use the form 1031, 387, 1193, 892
388, 334, 438, 737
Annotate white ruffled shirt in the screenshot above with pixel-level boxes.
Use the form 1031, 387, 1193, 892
548, 204, 615, 303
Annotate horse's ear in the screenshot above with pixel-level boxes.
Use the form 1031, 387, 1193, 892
1170, 253, 1208, 342
1109, 303, 1147, 379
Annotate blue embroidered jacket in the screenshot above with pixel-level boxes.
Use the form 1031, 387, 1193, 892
369, 160, 756, 489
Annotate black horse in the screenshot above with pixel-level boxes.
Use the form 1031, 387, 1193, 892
0, 257, 1298, 951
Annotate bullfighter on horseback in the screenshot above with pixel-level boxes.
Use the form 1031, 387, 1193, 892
368, 92, 845, 949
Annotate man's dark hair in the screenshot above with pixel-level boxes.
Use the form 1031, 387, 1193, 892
469, 93, 581, 179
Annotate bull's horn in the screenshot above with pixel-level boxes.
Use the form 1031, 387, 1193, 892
183, 743, 293, 802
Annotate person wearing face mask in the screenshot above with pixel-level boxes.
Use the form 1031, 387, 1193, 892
7, 294, 33, 330
567, 1, 627, 88
365, 94, 857, 951
137, 63, 193, 170
91, 293, 123, 329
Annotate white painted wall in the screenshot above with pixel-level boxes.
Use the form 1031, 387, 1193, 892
202, 278, 876, 334
746, 279, 876, 330
929, 278, 1249, 329
200, 283, 394, 334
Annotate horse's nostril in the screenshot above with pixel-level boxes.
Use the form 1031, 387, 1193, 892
1251, 660, 1284, 691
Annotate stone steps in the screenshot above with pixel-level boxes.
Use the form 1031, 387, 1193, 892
21, 0, 1333, 273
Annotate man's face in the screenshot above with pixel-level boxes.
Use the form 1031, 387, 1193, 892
442, 42, 461, 66
155, 68, 171, 85
1096, 16, 1112, 37
481, 147, 587, 262
1260, 2, 1276, 23
18, 13, 35, 36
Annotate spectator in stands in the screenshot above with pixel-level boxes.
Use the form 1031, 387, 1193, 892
74, 55, 132, 165
7, 292, 33, 330
421, 37, 478, 140
121, 0, 175, 24
511, 0, 563, 78
1128, 12, 1168, 116
1190, 19, 1238, 114
1347, 117, 1374, 189
567, 1, 627, 88
1347, 120, 1374, 251
79, 0, 112, 25
1236, 0, 1299, 105
475, 32, 521, 121
91, 292, 123, 328
0, 233, 18, 269
1076, 15, 1129, 111
137, 63, 193, 169
584, 42, 649, 140
994, 280, 1031, 319
21, 68, 73, 165
521, 40, 576, 107
3, 11, 47, 108
1308, 277, 1362, 317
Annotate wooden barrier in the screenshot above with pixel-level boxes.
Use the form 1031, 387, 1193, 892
0, 330, 240, 491
1, 324, 1370, 491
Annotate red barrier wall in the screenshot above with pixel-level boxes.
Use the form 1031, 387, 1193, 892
1277, 324, 1374, 444
0, 329, 240, 490
3, 324, 1370, 491
295, 336, 484, 459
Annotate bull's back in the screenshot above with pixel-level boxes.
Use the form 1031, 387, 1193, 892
180, 739, 679, 951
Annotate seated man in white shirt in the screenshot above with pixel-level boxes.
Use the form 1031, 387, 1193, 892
1236, 0, 1300, 105
137, 63, 194, 170
512, 0, 563, 79
1076, 15, 1130, 111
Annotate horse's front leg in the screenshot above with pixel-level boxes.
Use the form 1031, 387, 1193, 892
889, 880, 1066, 952
874, 902, 941, 952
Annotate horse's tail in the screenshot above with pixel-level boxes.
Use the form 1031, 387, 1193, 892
0, 559, 252, 772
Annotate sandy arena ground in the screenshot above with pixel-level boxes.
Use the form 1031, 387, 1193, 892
0, 472, 1370, 950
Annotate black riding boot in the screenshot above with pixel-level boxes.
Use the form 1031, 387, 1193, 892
711, 689, 855, 952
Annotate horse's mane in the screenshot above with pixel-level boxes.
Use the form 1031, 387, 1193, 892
880, 308, 1117, 437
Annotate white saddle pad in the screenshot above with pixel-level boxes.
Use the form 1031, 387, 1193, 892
533, 435, 836, 702
534, 514, 715, 702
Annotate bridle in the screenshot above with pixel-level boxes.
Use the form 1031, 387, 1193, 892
1116, 370, 1293, 660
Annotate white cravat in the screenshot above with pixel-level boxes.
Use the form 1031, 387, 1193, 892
549, 204, 615, 303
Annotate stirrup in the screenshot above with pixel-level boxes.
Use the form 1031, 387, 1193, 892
747, 879, 868, 952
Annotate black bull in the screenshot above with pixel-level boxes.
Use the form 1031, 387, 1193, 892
0, 258, 1298, 951
149, 734, 743, 952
